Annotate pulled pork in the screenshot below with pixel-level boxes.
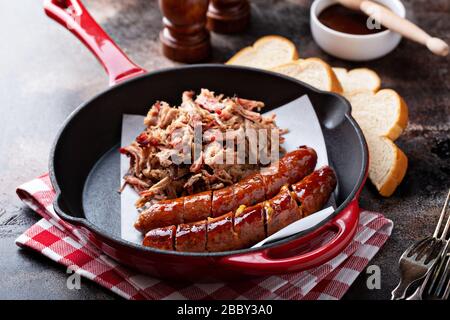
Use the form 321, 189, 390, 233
120, 89, 286, 209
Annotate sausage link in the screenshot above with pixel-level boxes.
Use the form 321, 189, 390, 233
175, 220, 207, 252
149, 204, 266, 252
183, 191, 212, 222
143, 225, 176, 250
232, 173, 265, 209
211, 186, 238, 218
233, 204, 266, 248
262, 146, 317, 198
137, 147, 317, 234
264, 186, 302, 236
206, 212, 238, 252
291, 166, 337, 216
134, 198, 184, 233
143, 166, 336, 252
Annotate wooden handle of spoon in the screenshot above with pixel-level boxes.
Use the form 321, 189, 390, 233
360, 0, 448, 56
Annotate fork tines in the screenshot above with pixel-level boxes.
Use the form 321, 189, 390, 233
425, 189, 450, 300
404, 189, 450, 300
433, 189, 450, 241
423, 244, 450, 300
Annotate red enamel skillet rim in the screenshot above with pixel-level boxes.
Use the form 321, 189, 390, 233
45, 0, 368, 262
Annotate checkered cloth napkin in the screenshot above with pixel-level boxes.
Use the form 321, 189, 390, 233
15, 174, 393, 300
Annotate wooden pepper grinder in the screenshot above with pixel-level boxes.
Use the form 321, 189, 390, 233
159, 0, 211, 63
207, 0, 250, 34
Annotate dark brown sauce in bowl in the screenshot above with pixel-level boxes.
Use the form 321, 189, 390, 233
318, 4, 387, 35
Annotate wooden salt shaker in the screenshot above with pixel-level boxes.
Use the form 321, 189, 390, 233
207, 0, 250, 34
159, 0, 211, 63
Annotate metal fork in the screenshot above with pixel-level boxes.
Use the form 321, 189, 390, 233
407, 190, 450, 300
423, 248, 449, 300
391, 189, 450, 300
407, 246, 450, 300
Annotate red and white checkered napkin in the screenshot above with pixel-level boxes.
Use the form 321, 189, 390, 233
15, 174, 393, 300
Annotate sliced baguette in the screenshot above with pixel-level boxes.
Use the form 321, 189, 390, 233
335, 69, 408, 196
365, 134, 408, 197
271, 58, 343, 94
226, 35, 298, 69
345, 89, 409, 141
332, 67, 381, 94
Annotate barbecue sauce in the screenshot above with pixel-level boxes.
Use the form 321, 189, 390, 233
318, 4, 387, 35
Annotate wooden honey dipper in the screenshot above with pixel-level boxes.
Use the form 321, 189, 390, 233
338, 0, 449, 56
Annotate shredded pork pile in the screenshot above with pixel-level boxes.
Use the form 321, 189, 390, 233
120, 89, 286, 208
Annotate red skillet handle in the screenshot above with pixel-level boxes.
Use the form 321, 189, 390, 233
220, 199, 360, 274
44, 0, 146, 86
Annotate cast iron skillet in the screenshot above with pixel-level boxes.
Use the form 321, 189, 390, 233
44, 0, 368, 281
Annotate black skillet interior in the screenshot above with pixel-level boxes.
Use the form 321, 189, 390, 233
51, 65, 367, 250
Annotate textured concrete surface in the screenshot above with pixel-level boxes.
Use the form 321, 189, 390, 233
0, 0, 448, 299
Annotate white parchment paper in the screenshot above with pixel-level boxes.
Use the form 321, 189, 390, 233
120, 95, 334, 245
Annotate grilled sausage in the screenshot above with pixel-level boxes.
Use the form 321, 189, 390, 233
233, 204, 266, 248
291, 166, 337, 216
211, 186, 239, 218
175, 220, 207, 252
207, 212, 238, 252
182, 191, 212, 222
143, 225, 176, 250
261, 146, 317, 198
143, 166, 337, 252
135, 146, 317, 233
135, 198, 184, 233
264, 186, 302, 236
231, 174, 266, 212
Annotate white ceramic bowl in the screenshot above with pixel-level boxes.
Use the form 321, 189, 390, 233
310, 0, 405, 61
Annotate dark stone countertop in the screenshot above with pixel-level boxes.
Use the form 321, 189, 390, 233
0, 0, 448, 300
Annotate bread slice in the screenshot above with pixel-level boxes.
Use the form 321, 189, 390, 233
226, 35, 299, 69
271, 58, 343, 94
365, 134, 408, 197
345, 89, 408, 141
332, 67, 381, 94
336, 69, 408, 196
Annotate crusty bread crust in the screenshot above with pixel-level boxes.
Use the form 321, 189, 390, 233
345, 89, 409, 141
388, 94, 409, 141
271, 58, 343, 94
326, 62, 343, 94
332, 67, 381, 94
344, 88, 409, 196
226, 35, 299, 67
377, 139, 408, 197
